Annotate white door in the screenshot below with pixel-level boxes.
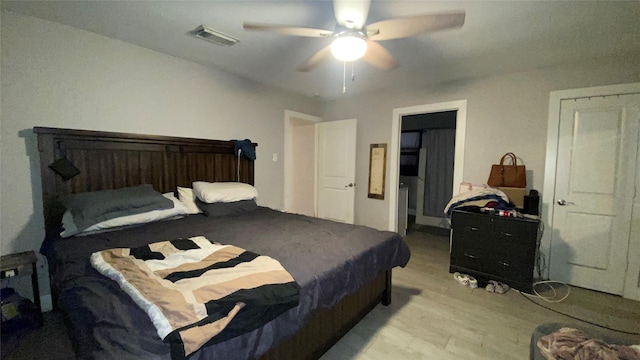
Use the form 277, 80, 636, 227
549, 94, 639, 294
317, 119, 357, 223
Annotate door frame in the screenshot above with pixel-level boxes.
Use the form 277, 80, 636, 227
284, 110, 322, 214
389, 100, 467, 232
542, 82, 640, 300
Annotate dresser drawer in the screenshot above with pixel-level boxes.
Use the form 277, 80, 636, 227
450, 247, 483, 271
492, 217, 538, 254
451, 229, 486, 251
452, 211, 492, 233
484, 254, 534, 283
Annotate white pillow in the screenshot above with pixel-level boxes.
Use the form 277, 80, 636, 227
192, 182, 258, 204
61, 193, 190, 238
177, 187, 202, 214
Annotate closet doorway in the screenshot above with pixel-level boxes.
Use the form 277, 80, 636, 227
401, 111, 457, 229
388, 100, 467, 233
284, 110, 322, 216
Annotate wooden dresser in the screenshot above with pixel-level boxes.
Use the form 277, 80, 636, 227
449, 209, 539, 293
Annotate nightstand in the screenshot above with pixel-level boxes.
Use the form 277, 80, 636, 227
1, 251, 42, 324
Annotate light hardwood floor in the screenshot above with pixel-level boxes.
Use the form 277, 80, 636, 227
320, 229, 640, 360
5, 229, 640, 359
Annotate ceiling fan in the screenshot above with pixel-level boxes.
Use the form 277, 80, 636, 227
243, 0, 465, 72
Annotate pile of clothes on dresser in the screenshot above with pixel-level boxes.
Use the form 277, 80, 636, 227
444, 187, 516, 219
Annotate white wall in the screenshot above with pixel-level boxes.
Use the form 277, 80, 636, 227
288, 118, 316, 216
321, 56, 640, 231
0, 12, 319, 300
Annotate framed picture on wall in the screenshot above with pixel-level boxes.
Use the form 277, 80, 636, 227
368, 143, 387, 200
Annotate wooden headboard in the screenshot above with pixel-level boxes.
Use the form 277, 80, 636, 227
34, 127, 257, 238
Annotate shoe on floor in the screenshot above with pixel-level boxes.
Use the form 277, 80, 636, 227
495, 282, 509, 294
468, 276, 478, 289
453, 272, 470, 286
486, 280, 509, 294
486, 280, 497, 293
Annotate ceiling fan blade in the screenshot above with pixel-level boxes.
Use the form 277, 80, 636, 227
297, 45, 334, 72
243, 22, 333, 37
366, 11, 465, 41
362, 41, 397, 70
333, 0, 371, 29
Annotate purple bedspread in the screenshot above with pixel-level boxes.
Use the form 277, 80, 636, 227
42, 207, 411, 359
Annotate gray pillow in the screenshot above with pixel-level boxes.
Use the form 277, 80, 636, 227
65, 184, 173, 231
195, 198, 257, 217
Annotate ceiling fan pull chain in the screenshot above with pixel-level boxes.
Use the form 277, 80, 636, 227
351, 61, 355, 82
343, 61, 347, 94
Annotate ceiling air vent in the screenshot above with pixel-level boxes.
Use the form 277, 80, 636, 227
190, 25, 240, 46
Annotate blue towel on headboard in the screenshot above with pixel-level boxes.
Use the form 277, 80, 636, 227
233, 139, 256, 160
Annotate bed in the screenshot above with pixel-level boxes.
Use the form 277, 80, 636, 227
34, 127, 411, 359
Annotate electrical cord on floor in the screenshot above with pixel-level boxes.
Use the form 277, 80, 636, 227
517, 281, 640, 335
526, 220, 639, 335
527, 280, 571, 303
535, 220, 545, 279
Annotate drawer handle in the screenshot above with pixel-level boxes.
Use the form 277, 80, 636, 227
501, 232, 513, 237
499, 261, 510, 267
464, 253, 477, 259
468, 226, 478, 231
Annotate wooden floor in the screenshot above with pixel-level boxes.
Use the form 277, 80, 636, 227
320, 229, 640, 360
4, 229, 640, 359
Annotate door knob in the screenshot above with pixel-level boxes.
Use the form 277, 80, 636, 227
557, 199, 575, 206
345, 183, 355, 188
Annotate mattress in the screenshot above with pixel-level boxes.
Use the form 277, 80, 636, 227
42, 207, 411, 359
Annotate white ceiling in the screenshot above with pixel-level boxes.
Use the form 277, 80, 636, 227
3, 1, 640, 99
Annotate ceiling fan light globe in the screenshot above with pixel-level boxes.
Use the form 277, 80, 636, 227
330, 36, 367, 62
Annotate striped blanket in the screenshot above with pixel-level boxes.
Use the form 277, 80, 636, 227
90, 236, 300, 359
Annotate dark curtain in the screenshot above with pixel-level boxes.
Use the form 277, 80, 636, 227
423, 129, 456, 217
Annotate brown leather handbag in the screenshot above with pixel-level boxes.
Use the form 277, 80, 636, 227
487, 152, 526, 188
